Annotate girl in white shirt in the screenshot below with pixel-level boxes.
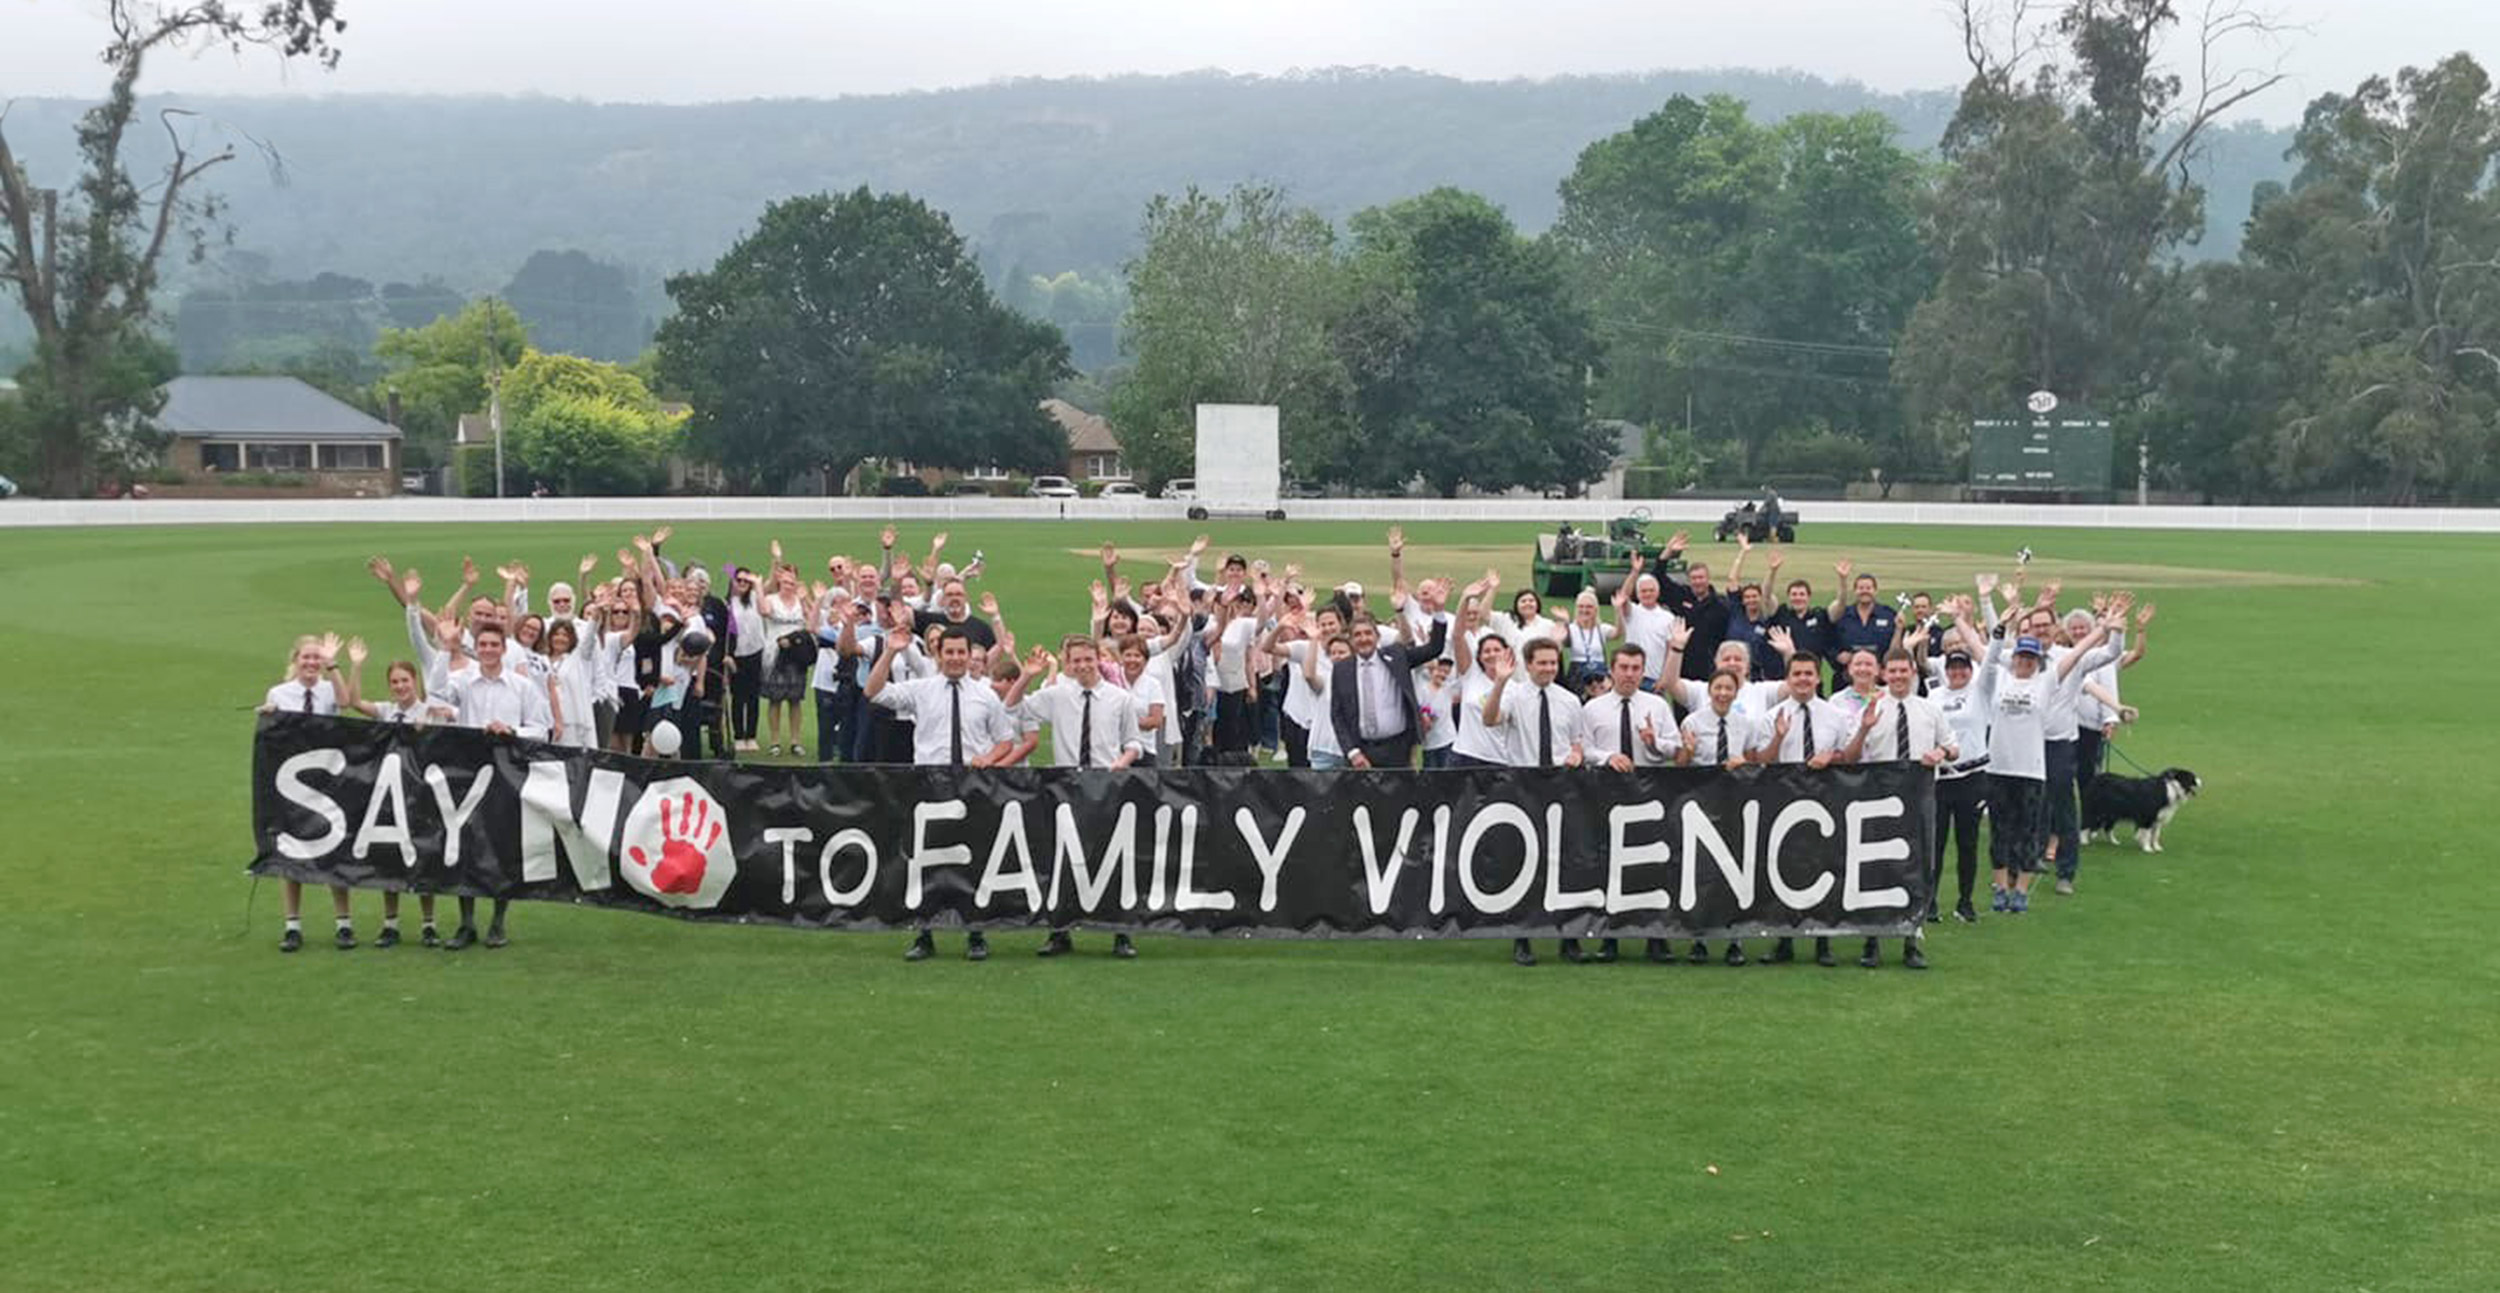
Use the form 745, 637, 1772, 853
261, 634, 356, 953
1300, 631, 1356, 769
1416, 656, 1462, 769
1115, 635, 1170, 766
341, 647, 450, 945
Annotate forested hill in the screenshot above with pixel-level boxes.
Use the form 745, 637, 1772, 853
6, 67, 2289, 303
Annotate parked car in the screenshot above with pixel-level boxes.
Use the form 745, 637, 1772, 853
877, 476, 930, 497
1281, 479, 1324, 499
0, 474, 17, 499
399, 470, 429, 494
1099, 481, 1146, 498
947, 481, 992, 497
1160, 478, 1197, 500
1027, 474, 1079, 499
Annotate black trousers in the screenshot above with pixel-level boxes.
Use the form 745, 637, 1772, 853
1212, 688, 1256, 756
2076, 726, 2107, 780
1987, 773, 2047, 874
731, 653, 762, 741
1281, 715, 1311, 769
1935, 773, 1986, 908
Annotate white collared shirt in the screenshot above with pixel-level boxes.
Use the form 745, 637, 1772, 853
1023, 677, 1144, 768
873, 672, 1010, 767
1618, 602, 1682, 679
1488, 676, 1583, 768
1582, 688, 1677, 766
1748, 695, 1853, 764
1678, 704, 1749, 765
445, 666, 551, 739
1663, 675, 1788, 727
265, 678, 338, 715
1857, 690, 1956, 764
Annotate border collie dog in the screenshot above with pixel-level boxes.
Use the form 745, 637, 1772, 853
2080, 768, 2200, 852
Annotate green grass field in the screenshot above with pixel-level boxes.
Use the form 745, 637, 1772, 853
3, 518, 2496, 1291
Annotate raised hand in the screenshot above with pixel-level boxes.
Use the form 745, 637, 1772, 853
366, 555, 395, 585
1111, 575, 1132, 603
1737, 531, 1752, 553
1859, 698, 1882, 731
1100, 540, 1117, 566
1834, 557, 1852, 582
400, 569, 424, 603
1767, 547, 1784, 572
496, 562, 524, 584
579, 553, 598, 579
1668, 619, 1693, 650
650, 525, 674, 547
1767, 626, 1795, 655
463, 555, 481, 584
1190, 534, 1210, 556
1974, 571, 1998, 597
316, 632, 344, 666
2136, 603, 2157, 628
1679, 724, 1697, 756
770, 538, 784, 565
1387, 525, 1404, 556
880, 524, 898, 549
1024, 644, 1052, 676
345, 637, 369, 666
930, 532, 949, 552
979, 592, 1001, 618
435, 610, 462, 647
1283, 561, 1303, 583
1771, 709, 1792, 748
1090, 580, 1108, 608
810, 581, 829, 602
1667, 529, 1691, 555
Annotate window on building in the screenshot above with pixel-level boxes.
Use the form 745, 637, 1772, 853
1086, 454, 1126, 480
199, 443, 243, 472
320, 443, 385, 471
246, 443, 312, 471
965, 464, 1010, 480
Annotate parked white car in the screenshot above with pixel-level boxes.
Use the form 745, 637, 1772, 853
1027, 474, 1079, 499
1160, 477, 1197, 500
1099, 481, 1145, 498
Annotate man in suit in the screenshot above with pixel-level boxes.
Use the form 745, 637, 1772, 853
1331, 612, 1450, 769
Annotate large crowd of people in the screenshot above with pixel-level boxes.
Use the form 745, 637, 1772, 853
263, 524, 2157, 967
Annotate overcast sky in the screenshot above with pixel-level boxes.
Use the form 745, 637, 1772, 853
3, 0, 2489, 123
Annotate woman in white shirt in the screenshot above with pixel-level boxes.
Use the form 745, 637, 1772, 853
1298, 630, 1356, 770
726, 567, 767, 754
543, 620, 600, 748
1114, 635, 1170, 766
1559, 591, 1616, 694
1447, 634, 1516, 769
758, 566, 811, 757
261, 634, 357, 954
1488, 589, 1566, 652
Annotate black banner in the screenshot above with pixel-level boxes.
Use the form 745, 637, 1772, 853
250, 714, 1934, 939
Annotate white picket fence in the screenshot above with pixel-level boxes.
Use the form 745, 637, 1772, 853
3, 494, 2497, 532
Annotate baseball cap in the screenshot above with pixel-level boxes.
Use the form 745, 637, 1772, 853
1340, 580, 1364, 600
2014, 635, 2044, 657
1945, 649, 1974, 668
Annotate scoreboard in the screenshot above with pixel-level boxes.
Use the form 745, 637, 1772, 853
1970, 411, 2113, 497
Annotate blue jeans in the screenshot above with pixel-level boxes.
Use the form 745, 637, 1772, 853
1310, 749, 1348, 770
814, 689, 844, 764
1420, 746, 1451, 769
2046, 739, 2082, 879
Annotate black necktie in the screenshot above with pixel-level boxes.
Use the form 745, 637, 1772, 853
1717, 714, 1730, 762
948, 679, 964, 767
1895, 698, 1910, 760
300, 686, 313, 714
1078, 688, 1094, 768
1799, 701, 1815, 759
1539, 689, 1554, 766
1618, 696, 1633, 761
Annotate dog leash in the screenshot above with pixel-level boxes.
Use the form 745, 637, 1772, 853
2105, 741, 2157, 776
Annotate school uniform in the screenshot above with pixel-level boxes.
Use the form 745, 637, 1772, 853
1927, 663, 1994, 919
1582, 688, 1678, 767
1850, 690, 1953, 968
1490, 673, 1584, 966
1749, 693, 1855, 966
1022, 678, 1145, 768
874, 669, 1012, 961
1673, 704, 1748, 767
265, 678, 339, 715
444, 667, 551, 740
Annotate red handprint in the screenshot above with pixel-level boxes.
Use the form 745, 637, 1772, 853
631, 792, 722, 895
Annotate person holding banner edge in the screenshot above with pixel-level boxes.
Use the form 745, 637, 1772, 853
1747, 653, 1875, 967
1007, 636, 1147, 959
1484, 637, 1586, 966
866, 621, 1015, 961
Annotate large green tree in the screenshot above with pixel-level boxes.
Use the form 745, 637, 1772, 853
1337, 188, 1608, 496
0, 1, 346, 495
2150, 54, 2500, 503
1107, 185, 1353, 488
1894, 0, 2286, 471
1550, 97, 1928, 477
369, 297, 527, 468
503, 249, 646, 362
656, 188, 1069, 494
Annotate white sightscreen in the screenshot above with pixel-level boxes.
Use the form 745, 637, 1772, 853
1194, 403, 1280, 509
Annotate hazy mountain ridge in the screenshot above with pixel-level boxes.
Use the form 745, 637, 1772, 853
2, 68, 2289, 330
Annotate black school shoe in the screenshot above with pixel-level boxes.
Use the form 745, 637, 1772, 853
1722, 942, 1748, 967
374, 925, 401, 949
1513, 939, 1536, 967
1558, 939, 1586, 964
1762, 938, 1796, 965
484, 927, 508, 949
1903, 943, 1929, 970
334, 925, 357, 951
1112, 934, 1137, 959
1687, 941, 1711, 965
279, 928, 303, 953
1814, 938, 1837, 968
443, 925, 478, 951
1592, 939, 1620, 963
1037, 931, 1074, 957
1858, 938, 1881, 969
1645, 938, 1674, 964
420, 924, 442, 948
904, 932, 935, 962
965, 932, 990, 962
